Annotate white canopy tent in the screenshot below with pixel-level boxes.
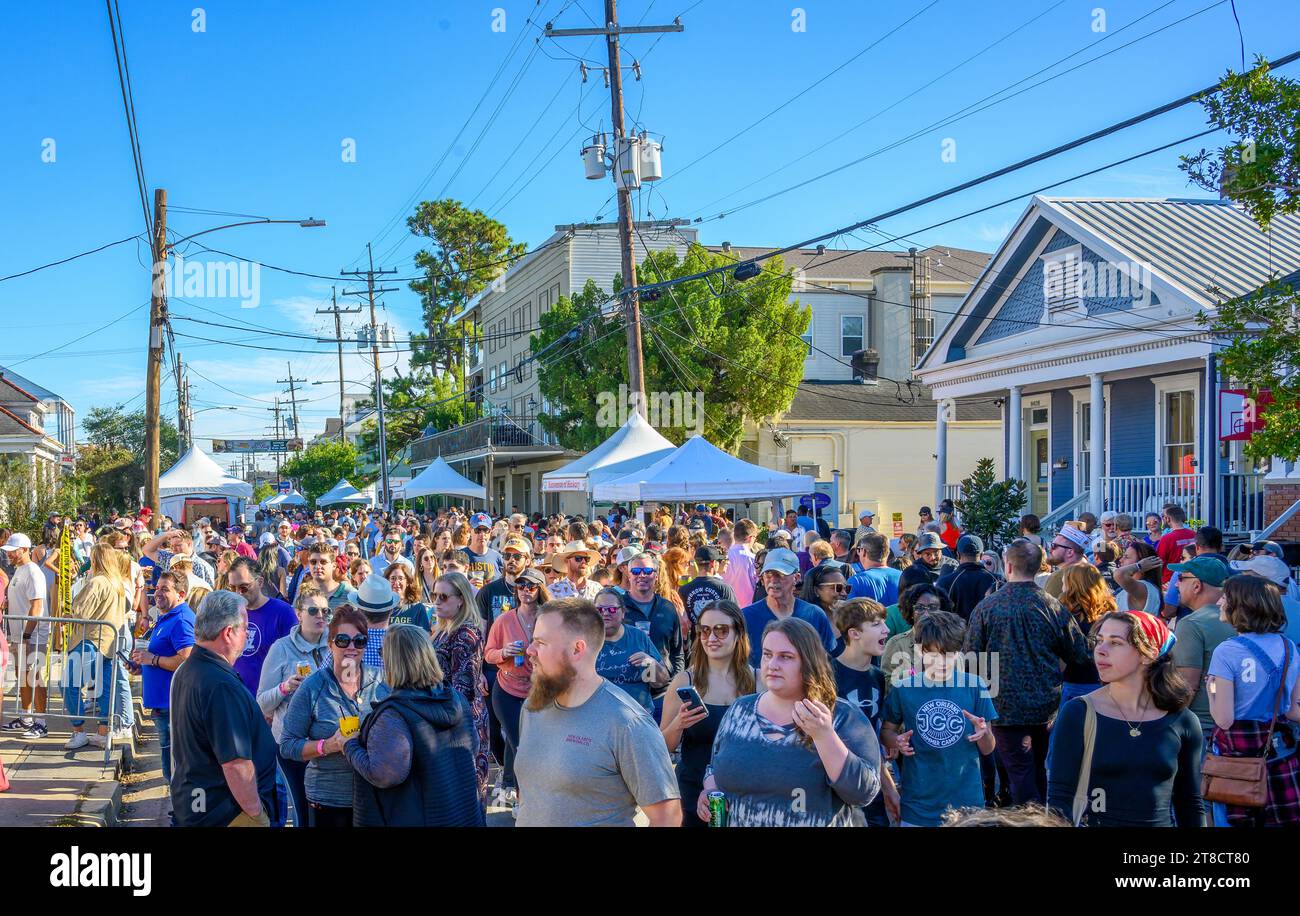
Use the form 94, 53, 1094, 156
264, 490, 307, 508
592, 435, 816, 503
396, 456, 486, 501
541, 411, 676, 496
316, 478, 372, 506
158, 445, 254, 524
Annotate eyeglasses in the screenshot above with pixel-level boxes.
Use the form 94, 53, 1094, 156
346, 551, 360, 557
819, 582, 849, 594
697, 623, 733, 640
502, 552, 527, 561
432, 592, 458, 602
1050, 541, 1071, 551
304, 606, 332, 619
629, 567, 656, 577
914, 600, 943, 612
332, 634, 368, 649
595, 604, 622, 615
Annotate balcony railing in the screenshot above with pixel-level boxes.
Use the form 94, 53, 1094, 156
1099, 473, 1264, 536
408, 414, 560, 465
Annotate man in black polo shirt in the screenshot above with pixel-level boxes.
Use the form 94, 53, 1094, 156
171, 589, 279, 827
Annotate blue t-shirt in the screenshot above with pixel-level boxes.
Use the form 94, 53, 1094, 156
142, 603, 196, 710
233, 597, 297, 695
848, 566, 902, 605
1208, 633, 1300, 721
742, 598, 837, 668
595, 626, 662, 712
882, 673, 999, 827
459, 547, 502, 585
796, 516, 815, 533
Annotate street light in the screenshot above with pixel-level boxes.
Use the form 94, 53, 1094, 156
144, 195, 328, 520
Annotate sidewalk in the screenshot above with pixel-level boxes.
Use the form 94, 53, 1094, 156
0, 692, 139, 828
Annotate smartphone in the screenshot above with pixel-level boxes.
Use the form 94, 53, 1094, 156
676, 686, 707, 717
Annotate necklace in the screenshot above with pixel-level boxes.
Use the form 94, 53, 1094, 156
1107, 685, 1148, 737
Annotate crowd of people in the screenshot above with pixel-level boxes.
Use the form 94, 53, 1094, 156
3, 497, 1299, 828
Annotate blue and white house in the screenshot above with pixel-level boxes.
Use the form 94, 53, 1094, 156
915, 196, 1300, 537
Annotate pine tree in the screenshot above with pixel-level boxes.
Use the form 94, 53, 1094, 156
954, 458, 1026, 551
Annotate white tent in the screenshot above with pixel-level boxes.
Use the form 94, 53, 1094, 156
317, 479, 371, 506
592, 435, 816, 503
541, 411, 676, 495
396, 456, 486, 500
265, 490, 307, 508
158, 445, 254, 523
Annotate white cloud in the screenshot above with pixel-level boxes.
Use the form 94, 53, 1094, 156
975, 221, 1013, 243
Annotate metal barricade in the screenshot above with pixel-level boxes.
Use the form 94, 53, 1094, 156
2, 614, 132, 768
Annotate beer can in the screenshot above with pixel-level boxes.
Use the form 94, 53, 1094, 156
707, 791, 727, 827
512, 640, 526, 667
296, 663, 312, 677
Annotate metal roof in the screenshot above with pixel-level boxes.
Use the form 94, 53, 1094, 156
1037, 197, 1300, 306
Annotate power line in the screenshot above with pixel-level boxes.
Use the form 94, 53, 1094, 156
6, 301, 147, 369
0, 234, 142, 283
104, 0, 151, 238
692, 0, 1221, 223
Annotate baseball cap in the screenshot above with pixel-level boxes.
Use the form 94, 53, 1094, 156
1056, 525, 1091, 551
1230, 555, 1291, 586
770, 528, 792, 542
615, 546, 643, 566
515, 567, 547, 587
915, 531, 944, 551
502, 536, 532, 555
469, 512, 492, 530
258, 532, 277, 548
1169, 556, 1230, 588
761, 547, 800, 577
919, 506, 933, 517
1, 533, 32, 552
859, 508, 875, 519
695, 544, 725, 563
695, 504, 708, 512
956, 533, 984, 557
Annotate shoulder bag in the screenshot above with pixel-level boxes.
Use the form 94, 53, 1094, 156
1201, 637, 1291, 808
1071, 692, 1098, 826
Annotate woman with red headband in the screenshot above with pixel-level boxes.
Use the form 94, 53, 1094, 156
1046, 610, 1205, 826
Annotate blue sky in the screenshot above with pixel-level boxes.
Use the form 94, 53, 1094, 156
3, 0, 1297, 471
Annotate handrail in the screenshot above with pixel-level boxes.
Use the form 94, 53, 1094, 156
1038, 490, 1090, 536
1257, 498, 1300, 541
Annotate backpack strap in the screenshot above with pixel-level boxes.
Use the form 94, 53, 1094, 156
1071, 693, 1098, 827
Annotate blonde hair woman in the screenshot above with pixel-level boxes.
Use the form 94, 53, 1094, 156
430, 572, 490, 807
343, 625, 485, 826
64, 544, 135, 748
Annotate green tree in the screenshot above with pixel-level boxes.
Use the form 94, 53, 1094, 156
954, 457, 1027, 552
71, 443, 140, 511
83, 404, 181, 479
531, 245, 811, 452
356, 368, 474, 461
280, 440, 361, 504
1184, 57, 1300, 459
405, 199, 525, 378
1181, 56, 1300, 228
0, 457, 74, 541
252, 481, 276, 504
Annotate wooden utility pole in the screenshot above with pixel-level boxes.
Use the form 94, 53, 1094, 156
342, 244, 398, 509
144, 188, 167, 517
267, 398, 284, 482
545, 5, 681, 416
317, 288, 362, 441
277, 363, 307, 451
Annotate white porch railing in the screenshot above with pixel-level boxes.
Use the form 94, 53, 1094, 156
1103, 475, 1202, 523
1218, 473, 1267, 537
943, 484, 963, 504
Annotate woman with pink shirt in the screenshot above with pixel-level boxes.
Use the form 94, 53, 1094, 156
484, 567, 551, 811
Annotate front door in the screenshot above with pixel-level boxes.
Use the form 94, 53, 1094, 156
1031, 430, 1050, 516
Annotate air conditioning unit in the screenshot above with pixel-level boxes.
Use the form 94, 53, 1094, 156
791, 463, 822, 478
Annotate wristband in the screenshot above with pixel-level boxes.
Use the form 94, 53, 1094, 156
317, 738, 326, 757
279, 681, 290, 697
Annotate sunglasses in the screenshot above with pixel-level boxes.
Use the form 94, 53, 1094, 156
569, 555, 591, 564
229, 582, 254, 594
596, 604, 622, 615
819, 583, 848, 593
697, 623, 733, 640
515, 582, 540, 592
332, 634, 368, 649
503, 552, 527, 560
629, 567, 656, 577
304, 606, 332, 619
432, 592, 458, 602
384, 539, 401, 546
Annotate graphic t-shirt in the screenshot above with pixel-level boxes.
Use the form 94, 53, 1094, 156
833, 658, 886, 735
233, 597, 297, 695
459, 547, 502, 587
595, 627, 662, 712
678, 575, 736, 626
882, 673, 999, 827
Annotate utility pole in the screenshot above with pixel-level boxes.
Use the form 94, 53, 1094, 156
173, 350, 189, 451
144, 188, 168, 516
277, 363, 307, 452
267, 398, 284, 483
342, 243, 398, 509
546, 4, 681, 416
317, 287, 362, 441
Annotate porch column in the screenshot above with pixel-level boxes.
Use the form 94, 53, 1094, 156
1089, 372, 1104, 517
1205, 352, 1217, 527
935, 398, 949, 509
1008, 385, 1023, 481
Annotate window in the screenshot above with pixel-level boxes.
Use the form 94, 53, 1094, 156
488, 367, 497, 392
1079, 402, 1091, 485
840, 315, 864, 356
1031, 408, 1048, 425
498, 361, 508, 391
1164, 390, 1196, 475
800, 326, 813, 356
